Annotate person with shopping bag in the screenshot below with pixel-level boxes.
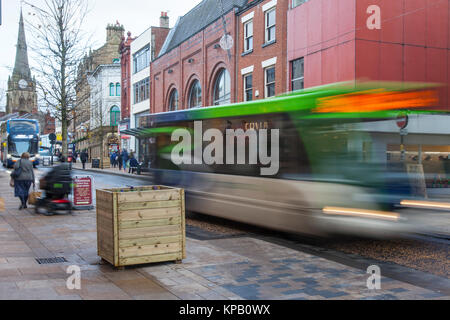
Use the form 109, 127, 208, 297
11, 152, 35, 210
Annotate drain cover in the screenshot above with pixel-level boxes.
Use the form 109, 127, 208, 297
35, 257, 68, 264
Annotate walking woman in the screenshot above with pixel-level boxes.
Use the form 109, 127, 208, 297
12, 152, 35, 210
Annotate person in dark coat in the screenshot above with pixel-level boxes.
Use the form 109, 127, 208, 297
128, 153, 139, 174
12, 152, 35, 210
118, 151, 123, 171
121, 149, 129, 173
80, 150, 88, 169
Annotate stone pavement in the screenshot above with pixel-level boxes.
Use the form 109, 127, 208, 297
70, 162, 151, 179
0, 169, 448, 300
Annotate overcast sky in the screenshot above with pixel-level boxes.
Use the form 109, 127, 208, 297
0, 0, 203, 110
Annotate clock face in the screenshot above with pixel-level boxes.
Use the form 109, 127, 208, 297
18, 79, 28, 89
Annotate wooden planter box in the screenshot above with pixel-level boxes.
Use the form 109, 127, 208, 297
96, 186, 186, 267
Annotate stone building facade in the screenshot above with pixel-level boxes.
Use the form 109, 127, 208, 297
75, 23, 125, 156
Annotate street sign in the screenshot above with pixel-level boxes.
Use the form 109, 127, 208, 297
72, 175, 94, 210
49, 133, 57, 141
400, 128, 408, 136
396, 113, 408, 129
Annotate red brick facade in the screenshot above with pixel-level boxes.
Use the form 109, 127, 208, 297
287, 0, 450, 110
151, 11, 238, 113
120, 32, 134, 119
237, 0, 289, 102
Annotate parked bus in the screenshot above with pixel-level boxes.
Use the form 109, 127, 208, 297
1, 119, 40, 168
125, 82, 441, 237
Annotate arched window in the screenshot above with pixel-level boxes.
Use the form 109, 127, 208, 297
188, 80, 202, 108
168, 89, 178, 112
116, 83, 121, 96
109, 83, 115, 96
213, 69, 231, 105
110, 106, 120, 126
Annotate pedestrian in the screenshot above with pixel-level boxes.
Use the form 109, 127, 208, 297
129, 153, 139, 174
11, 152, 35, 210
121, 149, 129, 173
80, 150, 88, 169
118, 151, 123, 171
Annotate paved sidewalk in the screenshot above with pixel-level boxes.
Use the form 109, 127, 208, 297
0, 170, 448, 300
70, 162, 151, 180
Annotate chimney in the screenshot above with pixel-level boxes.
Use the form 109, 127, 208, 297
160, 12, 169, 28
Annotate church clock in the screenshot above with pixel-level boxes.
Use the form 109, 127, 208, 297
18, 79, 28, 89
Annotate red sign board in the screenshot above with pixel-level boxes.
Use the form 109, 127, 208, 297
73, 176, 93, 208
396, 113, 409, 129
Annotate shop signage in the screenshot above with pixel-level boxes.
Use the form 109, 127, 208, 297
72, 175, 93, 210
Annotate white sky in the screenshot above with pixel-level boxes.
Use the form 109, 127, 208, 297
0, 0, 203, 110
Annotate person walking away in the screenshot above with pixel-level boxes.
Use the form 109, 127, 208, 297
118, 152, 123, 171
80, 150, 88, 169
12, 152, 35, 210
121, 149, 129, 173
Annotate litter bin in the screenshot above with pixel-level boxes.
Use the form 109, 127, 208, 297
96, 186, 186, 267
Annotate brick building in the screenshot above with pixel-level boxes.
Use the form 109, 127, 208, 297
151, 0, 248, 113
286, 0, 450, 173
119, 32, 134, 121
287, 0, 449, 110
236, 0, 289, 102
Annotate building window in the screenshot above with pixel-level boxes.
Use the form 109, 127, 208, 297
133, 77, 150, 104
265, 66, 275, 98
168, 89, 178, 112
116, 83, 121, 96
265, 8, 276, 43
213, 69, 231, 106
109, 83, 115, 96
188, 80, 202, 109
292, 0, 309, 9
244, 74, 253, 102
133, 46, 150, 74
110, 106, 120, 126
291, 58, 304, 91
244, 20, 253, 52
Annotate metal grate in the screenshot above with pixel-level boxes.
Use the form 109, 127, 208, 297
35, 257, 68, 265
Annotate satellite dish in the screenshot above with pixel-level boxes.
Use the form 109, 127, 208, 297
220, 34, 234, 51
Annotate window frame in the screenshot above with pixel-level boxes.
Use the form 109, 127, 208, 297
133, 46, 151, 74
243, 20, 253, 53
188, 80, 202, 109
243, 73, 253, 102
264, 66, 276, 98
116, 83, 121, 96
213, 69, 231, 106
168, 89, 179, 112
109, 83, 115, 96
291, 58, 304, 91
265, 8, 276, 44
133, 77, 150, 104
110, 106, 120, 126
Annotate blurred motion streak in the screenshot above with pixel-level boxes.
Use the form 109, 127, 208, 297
323, 207, 400, 221
400, 200, 450, 211
314, 89, 438, 114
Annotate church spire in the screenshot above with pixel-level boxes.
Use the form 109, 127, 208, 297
13, 9, 31, 80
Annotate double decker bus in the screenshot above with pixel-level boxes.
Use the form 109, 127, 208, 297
1, 119, 40, 168
124, 82, 441, 237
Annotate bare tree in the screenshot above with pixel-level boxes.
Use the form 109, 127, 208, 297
24, 0, 91, 158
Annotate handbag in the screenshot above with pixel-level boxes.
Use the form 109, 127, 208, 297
10, 160, 22, 179
28, 191, 42, 205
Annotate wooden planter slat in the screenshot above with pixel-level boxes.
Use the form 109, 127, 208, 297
96, 186, 186, 267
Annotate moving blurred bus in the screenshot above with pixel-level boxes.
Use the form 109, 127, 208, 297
1, 119, 40, 168
125, 82, 440, 236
